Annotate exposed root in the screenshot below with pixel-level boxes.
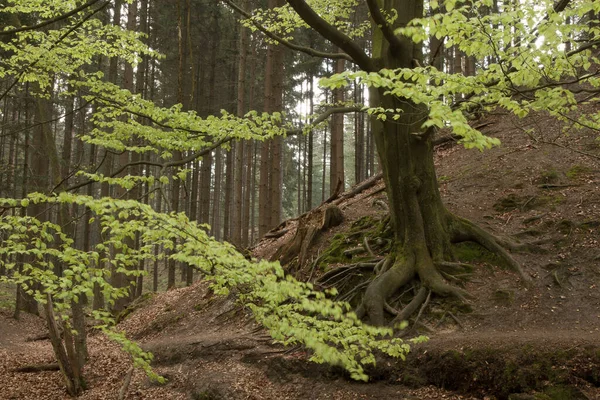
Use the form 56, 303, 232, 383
373, 258, 386, 275
426, 278, 472, 303
435, 261, 473, 274
317, 261, 379, 287
412, 289, 432, 328
391, 286, 428, 324
496, 236, 549, 254
338, 280, 371, 303
362, 254, 416, 325
447, 311, 464, 330
384, 301, 400, 316
377, 257, 393, 275
363, 237, 375, 257
453, 217, 532, 285
343, 213, 531, 328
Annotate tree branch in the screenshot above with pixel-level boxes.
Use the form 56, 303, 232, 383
0, 0, 102, 36
0, 0, 111, 104
566, 40, 600, 58
508, 0, 573, 51
222, 0, 353, 62
365, 0, 403, 50
94, 96, 210, 137
286, 105, 363, 135
64, 137, 231, 193
285, 0, 375, 72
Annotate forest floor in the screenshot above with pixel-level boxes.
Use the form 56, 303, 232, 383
1, 108, 600, 399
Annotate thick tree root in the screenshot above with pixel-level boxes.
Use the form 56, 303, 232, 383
361, 254, 416, 325
353, 214, 532, 327
391, 286, 428, 323
452, 217, 532, 285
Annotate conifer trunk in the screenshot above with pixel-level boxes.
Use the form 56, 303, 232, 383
330, 56, 345, 195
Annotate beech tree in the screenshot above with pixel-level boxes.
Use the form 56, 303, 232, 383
0, 0, 415, 392
231, 0, 600, 325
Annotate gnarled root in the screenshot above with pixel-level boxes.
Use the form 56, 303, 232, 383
451, 216, 532, 285
361, 254, 416, 326
356, 214, 530, 327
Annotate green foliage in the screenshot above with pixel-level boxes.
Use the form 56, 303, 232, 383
320, 0, 600, 149
566, 165, 592, 180
243, 0, 371, 40
0, 193, 416, 381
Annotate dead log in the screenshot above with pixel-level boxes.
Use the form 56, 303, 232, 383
324, 177, 344, 203
13, 363, 60, 373
26, 333, 51, 342
321, 205, 344, 230
264, 228, 290, 239
333, 172, 383, 205
297, 226, 319, 267
278, 220, 320, 266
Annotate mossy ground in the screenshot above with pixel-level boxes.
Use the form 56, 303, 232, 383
317, 215, 391, 269
0, 283, 15, 310
391, 345, 600, 400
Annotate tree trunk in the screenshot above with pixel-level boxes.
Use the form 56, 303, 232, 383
258, 0, 284, 237
232, 10, 248, 245
284, 0, 530, 327
306, 75, 314, 210
112, 0, 137, 309
329, 57, 345, 195
356, 0, 528, 325
212, 147, 223, 240
354, 78, 365, 184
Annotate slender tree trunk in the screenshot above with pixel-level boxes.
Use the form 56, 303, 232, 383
306, 74, 314, 210
242, 140, 253, 246
258, 140, 271, 237
329, 57, 345, 195
243, 43, 258, 246
258, 0, 284, 237
232, 3, 248, 245
112, 0, 137, 308
212, 148, 223, 240
250, 143, 257, 244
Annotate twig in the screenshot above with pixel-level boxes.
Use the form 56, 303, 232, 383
540, 140, 600, 161
338, 280, 371, 302
363, 237, 374, 257
0, 0, 102, 35
317, 261, 378, 285
118, 367, 134, 400
434, 312, 447, 329
412, 290, 432, 329
447, 311, 464, 330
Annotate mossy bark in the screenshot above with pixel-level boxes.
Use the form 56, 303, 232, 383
284, 0, 529, 326
357, 0, 528, 325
